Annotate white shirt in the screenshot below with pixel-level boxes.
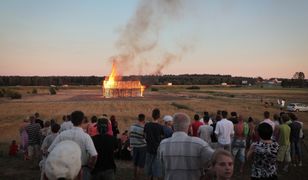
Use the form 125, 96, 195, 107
60, 121, 73, 132
48, 127, 97, 165
215, 119, 234, 145
261, 119, 275, 131
198, 125, 213, 144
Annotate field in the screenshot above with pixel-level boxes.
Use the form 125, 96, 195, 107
0, 85, 308, 179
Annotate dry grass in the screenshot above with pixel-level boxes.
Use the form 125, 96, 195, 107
0, 85, 308, 179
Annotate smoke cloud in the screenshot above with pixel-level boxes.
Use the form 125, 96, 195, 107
109, 0, 190, 75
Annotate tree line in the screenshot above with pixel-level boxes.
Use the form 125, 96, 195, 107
0, 74, 306, 87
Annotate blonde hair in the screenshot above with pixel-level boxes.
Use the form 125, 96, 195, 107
211, 149, 233, 166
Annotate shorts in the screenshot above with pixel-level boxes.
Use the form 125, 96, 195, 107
144, 153, 162, 177
27, 144, 40, 159
133, 147, 147, 168
277, 145, 291, 162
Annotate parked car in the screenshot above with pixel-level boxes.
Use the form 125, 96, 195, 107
287, 103, 308, 112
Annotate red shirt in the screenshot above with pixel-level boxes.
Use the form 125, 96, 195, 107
191, 121, 204, 137
9, 144, 18, 156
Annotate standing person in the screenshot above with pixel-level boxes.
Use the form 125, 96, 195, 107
129, 114, 147, 180
25, 116, 41, 165
60, 114, 73, 132
231, 115, 249, 173
277, 114, 291, 172
230, 112, 238, 124
210, 113, 222, 149
261, 111, 275, 132
87, 116, 98, 137
199, 111, 213, 125
215, 111, 234, 152
40, 123, 60, 180
110, 115, 120, 138
20, 118, 30, 160
92, 117, 117, 180
189, 114, 204, 137
158, 112, 214, 180
289, 113, 303, 166
8, 140, 18, 156
247, 123, 279, 180
35, 112, 44, 129
144, 108, 164, 180
209, 149, 234, 180
162, 115, 173, 138
48, 111, 97, 180
198, 115, 213, 145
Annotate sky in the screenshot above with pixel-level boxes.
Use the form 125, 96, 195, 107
0, 0, 307, 79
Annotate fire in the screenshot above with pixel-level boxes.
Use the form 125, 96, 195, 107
103, 62, 145, 98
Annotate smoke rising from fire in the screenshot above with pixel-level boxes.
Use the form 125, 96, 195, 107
109, 0, 190, 75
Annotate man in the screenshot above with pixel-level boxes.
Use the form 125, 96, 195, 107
198, 115, 213, 145
35, 112, 44, 128
92, 117, 117, 180
25, 116, 41, 164
158, 112, 214, 180
48, 111, 97, 180
261, 111, 275, 131
60, 114, 74, 132
144, 108, 164, 180
214, 111, 234, 152
162, 115, 173, 138
277, 114, 291, 172
129, 113, 147, 180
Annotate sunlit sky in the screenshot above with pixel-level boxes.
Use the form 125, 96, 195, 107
0, 0, 307, 78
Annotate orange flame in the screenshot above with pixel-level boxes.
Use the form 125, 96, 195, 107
103, 61, 145, 97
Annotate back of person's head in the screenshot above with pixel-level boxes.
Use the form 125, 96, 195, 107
71, 111, 84, 126
216, 110, 222, 115
152, 108, 160, 120
45, 140, 81, 180
248, 116, 254, 123
97, 117, 109, 135
51, 123, 61, 133
62, 115, 67, 122
204, 111, 209, 116
258, 123, 273, 140
231, 112, 237, 117
273, 114, 280, 121
264, 111, 270, 119
216, 114, 222, 122
35, 112, 39, 118
288, 113, 297, 121
66, 115, 71, 121
281, 114, 290, 123
238, 115, 243, 122
29, 116, 35, 123
44, 121, 51, 128
221, 111, 228, 118
110, 115, 116, 123
12, 140, 16, 145
203, 115, 210, 123
194, 114, 200, 121
173, 113, 190, 132
91, 116, 97, 123
138, 113, 145, 122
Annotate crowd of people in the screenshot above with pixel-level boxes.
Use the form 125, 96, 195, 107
10, 108, 305, 180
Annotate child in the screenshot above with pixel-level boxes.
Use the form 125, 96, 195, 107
9, 140, 18, 156
210, 149, 234, 180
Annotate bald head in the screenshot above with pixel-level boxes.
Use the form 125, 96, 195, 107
173, 113, 191, 132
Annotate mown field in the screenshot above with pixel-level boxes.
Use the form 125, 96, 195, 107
0, 85, 307, 179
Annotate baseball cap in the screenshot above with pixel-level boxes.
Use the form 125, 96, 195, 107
45, 140, 81, 180
163, 115, 173, 122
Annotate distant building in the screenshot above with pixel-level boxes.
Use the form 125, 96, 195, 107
221, 82, 227, 86
167, 83, 172, 86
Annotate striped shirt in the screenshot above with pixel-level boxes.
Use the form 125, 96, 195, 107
25, 123, 41, 145
129, 123, 146, 148
158, 132, 214, 180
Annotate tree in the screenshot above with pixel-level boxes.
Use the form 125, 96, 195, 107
292, 72, 305, 80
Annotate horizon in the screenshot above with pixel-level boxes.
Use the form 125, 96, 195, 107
1, 0, 307, 79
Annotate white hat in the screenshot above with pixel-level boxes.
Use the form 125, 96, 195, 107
163, 115, 173, 122
45, 140, 82, 180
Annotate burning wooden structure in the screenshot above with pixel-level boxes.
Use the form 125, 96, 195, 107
102, 62, 145, 98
